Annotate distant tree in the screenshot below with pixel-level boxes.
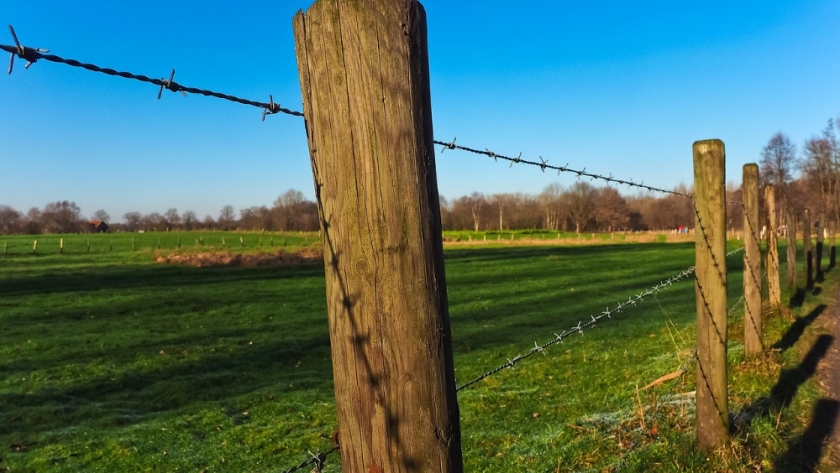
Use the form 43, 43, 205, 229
218, 205, 236, 230
593, 187, 629, 232
41, 201, 83, 233
203, 215, 216, 229
539, 184, 563, 230
164, 208, 181, 230
182, 210, 197, 230
142, 212, 165, 231
760, 132, 797, 216
564, 182, 597, 233
23, 207, 43, 234
92, 209, 111, 223
800, 120, 840, 218
0, 205, 21, 234
123, 212, 142, 232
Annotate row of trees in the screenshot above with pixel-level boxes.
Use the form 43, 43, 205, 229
760, 119, 840, 222
0, 190, 320, 235
2, 119, 836, 236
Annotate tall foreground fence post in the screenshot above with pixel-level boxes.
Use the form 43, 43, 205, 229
693, 139, 728, 448
765, 185, 781, 309
743, 164, 761, 356
293, 2, 463, 472
786, 208, 797, 287
804, 209, 813, 288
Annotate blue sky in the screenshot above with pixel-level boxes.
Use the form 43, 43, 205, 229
1, 1, 838, 222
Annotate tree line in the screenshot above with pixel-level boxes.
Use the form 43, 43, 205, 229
1, 118, 836, 236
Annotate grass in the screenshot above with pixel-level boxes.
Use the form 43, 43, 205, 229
0, 232, 836, 472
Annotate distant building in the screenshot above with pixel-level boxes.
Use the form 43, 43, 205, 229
88, 220, 109, 233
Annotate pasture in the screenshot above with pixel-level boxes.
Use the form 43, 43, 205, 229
0, 233, 834, 472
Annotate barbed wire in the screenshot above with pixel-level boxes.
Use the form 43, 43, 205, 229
457, 246, 744, 392
2, 25, 303, 121
434, 138, 692, 198
279, 446, 339, 473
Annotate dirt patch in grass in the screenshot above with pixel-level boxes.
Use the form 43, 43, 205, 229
154, 248, 323, 268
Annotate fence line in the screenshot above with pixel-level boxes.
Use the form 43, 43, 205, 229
434, 138, 692, 198
455, 247, 743, 393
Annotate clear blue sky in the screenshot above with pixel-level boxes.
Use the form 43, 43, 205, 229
2, 1, 838, 222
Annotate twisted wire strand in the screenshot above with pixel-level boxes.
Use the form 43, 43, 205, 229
2, 27, 303, 119
434, 138, 692, 198
457, 247, 744, 393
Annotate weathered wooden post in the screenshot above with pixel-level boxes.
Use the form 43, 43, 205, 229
804, 209, 813, 288
765, 185, 781, 309
785, 208, 797, 288
743, 164, 761, 356
293, 2, 463, 472
816, 212, 824, 280
693, 139, 728, 448
60, 238, 64, 254
830, 220, 836, 269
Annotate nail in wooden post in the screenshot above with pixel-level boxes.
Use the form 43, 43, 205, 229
293, 2, 463, 472
765, 185, 781, 309
693, 139, 729, 448
816, 212, 824, 281
742, 164, 761, 356
785, 208, 797, 288
804, 209, 813, 289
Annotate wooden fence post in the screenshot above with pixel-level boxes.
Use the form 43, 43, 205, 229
693, 139, 728, 448
786, 208, 797, 288
804, 209, 813, 289
830, 219, 836, 269
743, 164, 761, 356
816, 212, 824, 281
293, 2, 463, 472
765, 185, 781, 309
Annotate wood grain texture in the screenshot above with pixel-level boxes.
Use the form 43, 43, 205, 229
765, 185, 781, 309
693, 139, 729, 449
293, 1, 463, 472
742, 164, 761, 356
816, 212, 825, 280
804, 209, 813, 288
785, 208, 797, 287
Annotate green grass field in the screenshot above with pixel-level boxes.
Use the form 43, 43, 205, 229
0, 232, 835, 472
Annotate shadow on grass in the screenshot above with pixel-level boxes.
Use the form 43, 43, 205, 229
773, 399, 840, 473
0, 334, 334, 439
771, 305, 827, 352
744, 335, 834, 420
0, 260, 325, 298
789, 288, 807, 308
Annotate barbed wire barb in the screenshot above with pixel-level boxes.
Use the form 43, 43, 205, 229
1, 25, 304, 119
433, 138, 692, 198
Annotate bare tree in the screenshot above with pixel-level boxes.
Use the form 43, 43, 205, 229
164, 208, 181, 230
593, 187, 629, 232
218, 205, 236, 230
182, 210, 197, 230
564, 182, 596, 233
123, 212, 142, 232
0, 205, 21, 234
760, 132, 797, 215
41, 201, 84, 233
539, 184, 563, 230
92, 209, 110, 223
